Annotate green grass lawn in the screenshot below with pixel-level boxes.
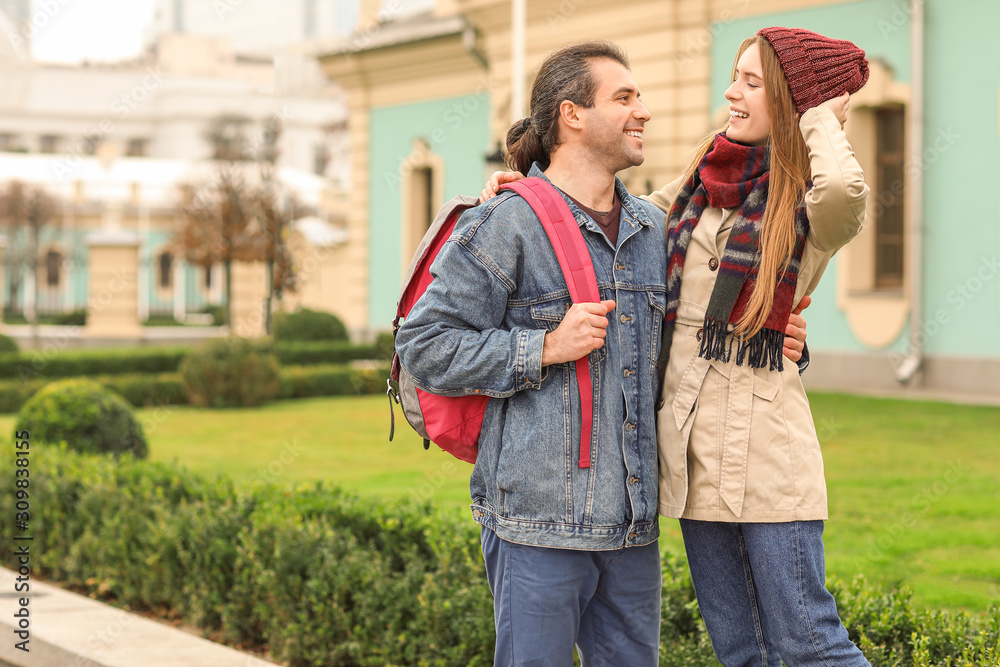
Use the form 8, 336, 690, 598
2, 392, 997, 613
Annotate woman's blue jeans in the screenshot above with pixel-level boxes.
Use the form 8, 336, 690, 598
680, 519, 870, 667
480, 527, 661, 666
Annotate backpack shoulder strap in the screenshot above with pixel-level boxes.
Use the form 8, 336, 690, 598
499, 177, 600, 469
500, 178, 601, 305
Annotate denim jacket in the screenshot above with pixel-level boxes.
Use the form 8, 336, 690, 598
396, 164, 668, 551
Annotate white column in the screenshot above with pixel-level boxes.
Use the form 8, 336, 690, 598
137, 202, 150, 323
24, 271, 36, 324
511, 0, 526, 122
173, 258, 186, 322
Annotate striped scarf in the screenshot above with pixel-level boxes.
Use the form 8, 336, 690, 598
663, 133, 809, 373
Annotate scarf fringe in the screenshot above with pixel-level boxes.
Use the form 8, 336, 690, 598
699, 321, 785, 372
699, 319, 733, 363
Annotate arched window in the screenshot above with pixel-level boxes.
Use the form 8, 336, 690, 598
874, 107, 905, 289
837, 61, 912, 349
45, 250, 61, 288
400, 139, 443, 274
158, 252, 173, 289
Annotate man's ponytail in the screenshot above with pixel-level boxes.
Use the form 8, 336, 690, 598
505, 117, 546, 174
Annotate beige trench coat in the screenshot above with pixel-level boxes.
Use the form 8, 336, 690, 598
645, 106, 869, 523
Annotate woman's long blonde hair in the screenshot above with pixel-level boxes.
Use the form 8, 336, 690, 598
674, 36, 810, 337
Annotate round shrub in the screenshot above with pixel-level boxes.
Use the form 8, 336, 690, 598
180, 336, 281, 408
273, 308, 348, 342
14, 378, 148, 458
0, 333, 18, 354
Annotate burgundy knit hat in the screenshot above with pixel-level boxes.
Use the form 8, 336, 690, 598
757, 27, 870, 114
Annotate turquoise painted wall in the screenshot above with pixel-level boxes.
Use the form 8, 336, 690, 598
917, 0, 1000, 357
368, 93, 491, 329
711, 0, 1000, 358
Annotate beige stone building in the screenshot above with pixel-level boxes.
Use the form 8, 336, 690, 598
320, 0, 1000, 399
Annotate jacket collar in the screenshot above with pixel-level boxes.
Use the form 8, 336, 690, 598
527, 162, 654, 229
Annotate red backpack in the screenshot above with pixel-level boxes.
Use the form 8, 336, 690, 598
388, 177, 600, 468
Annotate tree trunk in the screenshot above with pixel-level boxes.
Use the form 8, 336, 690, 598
264, 258, 274, 336
27, 234, 38, 348
224, 259, 233, 333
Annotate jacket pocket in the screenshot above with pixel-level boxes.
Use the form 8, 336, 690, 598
709, 360, 778, 401
530, 298, 572, 331
530, 297, 608, 362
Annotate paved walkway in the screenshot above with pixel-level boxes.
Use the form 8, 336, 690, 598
0, 567, 278, 667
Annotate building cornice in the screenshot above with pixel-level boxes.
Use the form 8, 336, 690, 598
317, 13, 486, 94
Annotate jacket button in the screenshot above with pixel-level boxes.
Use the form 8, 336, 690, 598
619, 314, 631, 324
625, 422, 635, 431
615, 262, 626, 271
629, 476, 639, 485
709, 257, 719, 271
622, 368, 634, 378
696, 328, 704, 341
629, 532, 638, 540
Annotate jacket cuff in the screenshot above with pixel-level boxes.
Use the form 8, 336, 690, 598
797, 342, 810, 376
516, 329, 546, 390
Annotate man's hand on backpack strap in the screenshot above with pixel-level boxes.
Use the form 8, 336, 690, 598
542, 300, 616, 367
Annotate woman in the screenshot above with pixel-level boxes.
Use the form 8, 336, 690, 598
484, 27, 871, 666
649, 28, 871, 666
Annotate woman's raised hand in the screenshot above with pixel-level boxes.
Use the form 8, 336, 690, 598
817, 92, 850, 127
479, 170, 526, 202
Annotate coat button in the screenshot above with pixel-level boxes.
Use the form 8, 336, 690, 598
619, 314, 631, 323
709, 257, 719, 271
622, 368, 634, 378
615, 262, 626, 271
696, 328, 704, 341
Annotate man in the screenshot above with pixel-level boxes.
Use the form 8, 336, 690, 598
396, 41, 805, 665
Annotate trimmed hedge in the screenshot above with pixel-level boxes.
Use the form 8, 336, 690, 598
0, 447, 996, 666
0, 364, 389, 413
278, 363, 386, 399
0, 346, 189, 380
273, 340, 384, 366
180, 337, 281, 408
0, 340, 382, 380
0, 333, 18, 354
0, 446, 496, 666
15, 379, 148, 458
273, 307, 349, 342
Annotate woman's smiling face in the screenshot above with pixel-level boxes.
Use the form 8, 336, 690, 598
724, 43, 771, 147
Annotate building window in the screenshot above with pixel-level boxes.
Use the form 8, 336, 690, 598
0, 133, 21, 152
39, 135, 61, 154
159, 252, 173, 289
400, 140, 442, 274
313, 143, 330, 176
874, 107, 905, 289
205, 115, 251, 161
413, 167, 434, 234
126, 138, 149, 157
204, 265, 212, 290
81, 134, 100, 156
45, 250, 61, 288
